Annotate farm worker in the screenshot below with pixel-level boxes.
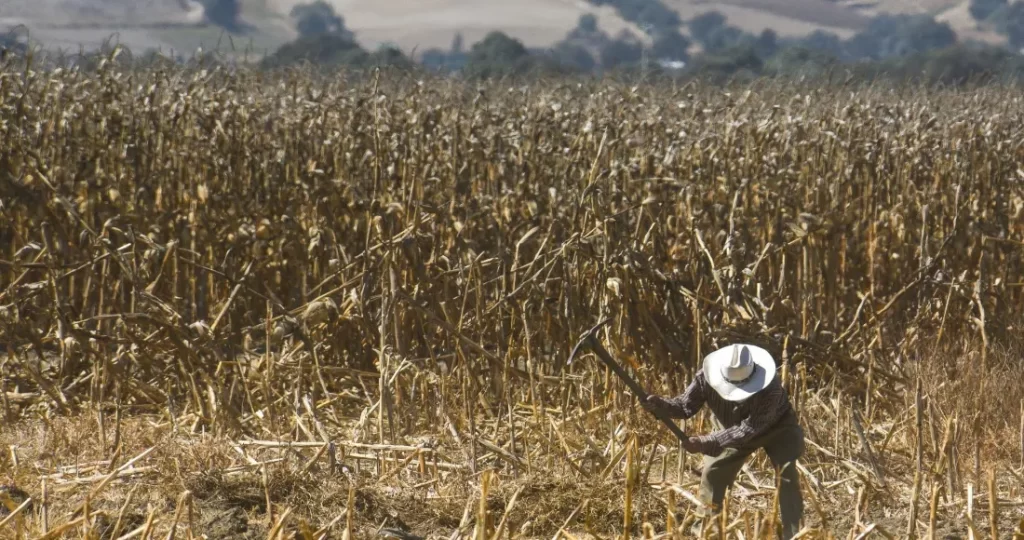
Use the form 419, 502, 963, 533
643, 343, 804, 539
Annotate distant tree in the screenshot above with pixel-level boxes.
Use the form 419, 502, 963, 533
969, 0, 1007, 22
468, 31, 527, 63
919, 43, 1024, 84
904, 16, 958, 52
800, 30, 845, 59
201, 0, 242, 31
633, 2, 681, 32
689, 11, 727, 44
702, 25, 754, 53
599, 32, 643, 68
845, 17, 893, 58
766, 45, 839, 77
588, 0, 681, 34
992, 2, 1024, 49
685, 11, 758, 54
651, 29, 691, 61
685, 43, 763, 82
845, 14, 957, 60
291, 1, 352, 39
419, 33, 468, 73
420, 48, 450, 71
368, 45, 416, 70
757, 29, 778, 58
0, 26, 28, 57
578, 13, 599, 34
462, 31, 555, 79
261, 33, 413, 71
262, 33, 362, 67
551, 42, 597, 71
565, 14, 612, 49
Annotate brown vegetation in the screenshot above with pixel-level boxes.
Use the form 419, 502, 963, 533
2, 54, 1024, 538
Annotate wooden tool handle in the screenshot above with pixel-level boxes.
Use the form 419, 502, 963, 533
582, 334, 690, 445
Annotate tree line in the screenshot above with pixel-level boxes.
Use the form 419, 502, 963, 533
255, 0, 1024, 86
5, 0, 1024, 86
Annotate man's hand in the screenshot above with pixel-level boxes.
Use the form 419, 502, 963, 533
680, 436, 701, 453
687, 436, 723, 457
642, 395, 676, 416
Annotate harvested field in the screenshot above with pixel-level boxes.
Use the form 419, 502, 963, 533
3, 57, 1024, 538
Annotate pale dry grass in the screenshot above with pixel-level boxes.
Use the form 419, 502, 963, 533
1, 343, 1021, 539
3, 54, 1024, 538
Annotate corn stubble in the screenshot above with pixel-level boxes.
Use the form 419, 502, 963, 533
2, 52, 1024, 538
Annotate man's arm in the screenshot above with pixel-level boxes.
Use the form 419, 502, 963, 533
694, 382, 789, 452
648, 372, 708, 420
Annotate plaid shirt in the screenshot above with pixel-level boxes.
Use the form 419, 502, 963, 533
661, 370, 792, 451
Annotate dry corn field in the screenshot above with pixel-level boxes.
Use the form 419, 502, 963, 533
3, 55, 1024, 539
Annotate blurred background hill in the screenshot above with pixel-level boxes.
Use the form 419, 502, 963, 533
0, 0, 1006, 56
4, 0, 1024, 85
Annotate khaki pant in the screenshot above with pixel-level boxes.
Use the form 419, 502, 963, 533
696, 410, 805, 539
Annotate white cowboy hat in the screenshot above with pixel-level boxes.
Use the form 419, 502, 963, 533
702, 344, 777, 401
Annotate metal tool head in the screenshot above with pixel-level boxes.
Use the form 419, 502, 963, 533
565, 317, 613, 368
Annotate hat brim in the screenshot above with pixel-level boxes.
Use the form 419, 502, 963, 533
702, 344, 777, 402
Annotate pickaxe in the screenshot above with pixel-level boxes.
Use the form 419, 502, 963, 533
566, 318, 690, 445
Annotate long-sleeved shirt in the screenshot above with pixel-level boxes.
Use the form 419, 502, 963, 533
661, 370, 793, 450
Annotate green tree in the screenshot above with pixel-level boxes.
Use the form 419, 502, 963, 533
992, 2, 1024, 49
766, 45, 838, 78
598, 33, 643, 69
463, 31, 532, 78
800, 30, 845, 59
845, 14, 956, 60
702, 25, 755, 53
201, 0, 242, 32
262, 33, 362, 67
551, 42, 597, 72
367, 45, 416, 71
291, 1, 353, 39
685, 43, 763, 83
757, 29, 778, 58
969, 0, 1007, 22
261, 33, 413, 71
632, 1, 680, 32
919, 43, 1023, 85
463, 31, 577, 79
689, 11, 726, 45
589, 0, 680, 33
419, 33, 468, 73
0, 25, 28, 57
577, 13, 599, 34
651, 29, 691, 61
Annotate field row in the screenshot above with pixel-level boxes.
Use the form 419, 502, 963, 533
2, 66, 1024, 537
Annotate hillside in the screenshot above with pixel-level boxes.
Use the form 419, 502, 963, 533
269, 0, 649, 51
0, 0, 1008, 59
